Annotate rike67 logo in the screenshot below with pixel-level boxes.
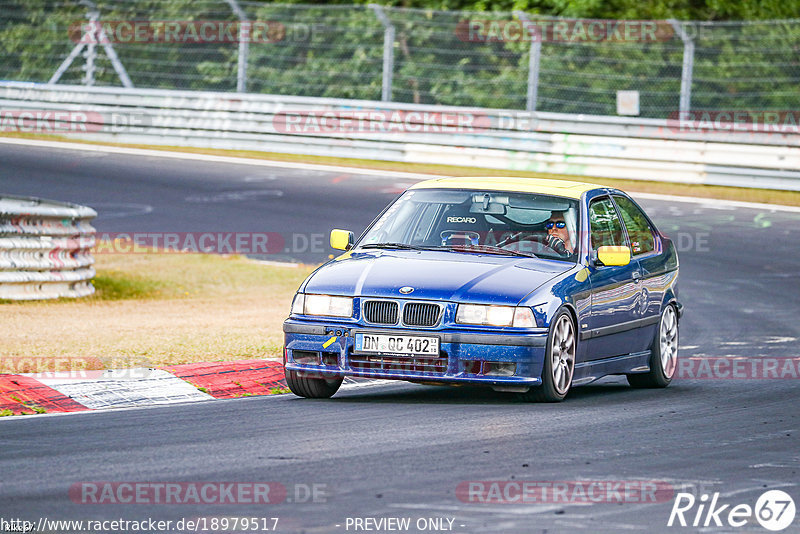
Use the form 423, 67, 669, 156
668, 490, 796, 531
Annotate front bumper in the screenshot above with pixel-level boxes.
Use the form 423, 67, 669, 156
283, 320, 548, 387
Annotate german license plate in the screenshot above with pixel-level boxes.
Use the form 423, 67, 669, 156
355, 333, 439, 356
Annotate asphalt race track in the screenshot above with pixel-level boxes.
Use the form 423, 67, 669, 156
2, 142, 799, 533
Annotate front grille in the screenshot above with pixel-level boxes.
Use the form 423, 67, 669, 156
350, 354, 448, 375
363, 300, 398, 324
403, 302, 441, 327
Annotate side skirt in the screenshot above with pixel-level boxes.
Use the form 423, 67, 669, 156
572, 351, 651, 386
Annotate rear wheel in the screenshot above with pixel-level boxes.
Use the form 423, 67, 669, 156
627, 304, 678, 388
518, 309, 575, 403
285, 369, 343, 398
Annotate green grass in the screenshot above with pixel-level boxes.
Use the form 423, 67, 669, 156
91, 272, 167, 300
3, 397, 48, 416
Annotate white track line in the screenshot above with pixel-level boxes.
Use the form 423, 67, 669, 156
2, 137, 799, 212
0, 137, 439, 180
249, 259, 299, 268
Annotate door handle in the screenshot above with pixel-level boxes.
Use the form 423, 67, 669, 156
632, 271, 642, 282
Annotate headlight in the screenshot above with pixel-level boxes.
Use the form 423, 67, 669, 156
291, 293, 305, 315
456, 304, 535, 327
292, 293, 353, 318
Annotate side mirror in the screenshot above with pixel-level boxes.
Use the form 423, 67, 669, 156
596, 245, 631, 266
330, 229, 354, 251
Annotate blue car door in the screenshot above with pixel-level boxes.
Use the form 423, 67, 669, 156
612, 194, 666, 353
584, 196, 644, 361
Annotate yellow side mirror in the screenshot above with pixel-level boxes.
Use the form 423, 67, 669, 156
596, 245, 631, 266
330, 229, 354, 251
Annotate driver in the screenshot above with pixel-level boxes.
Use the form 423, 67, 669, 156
545, 211, 574, 254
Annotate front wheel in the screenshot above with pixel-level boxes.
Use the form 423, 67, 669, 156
285, 369, 343, 398
518, 309, 576, 402
627, 304, 678, 388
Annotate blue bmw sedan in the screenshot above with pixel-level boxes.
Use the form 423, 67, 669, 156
282, 177, 682, 402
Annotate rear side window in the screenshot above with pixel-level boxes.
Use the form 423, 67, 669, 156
613, 195, 656, 255
588, 197, 625, 250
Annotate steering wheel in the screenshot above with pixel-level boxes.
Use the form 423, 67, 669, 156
499, 232, 570, 256
441, 230, 480, 247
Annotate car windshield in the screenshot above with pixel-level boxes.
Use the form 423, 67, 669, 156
358, 189, 580, 262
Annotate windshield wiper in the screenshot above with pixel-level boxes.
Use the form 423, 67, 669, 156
360, 243, 537, 258
440, 244, 538, 258
360, 242, 429, 251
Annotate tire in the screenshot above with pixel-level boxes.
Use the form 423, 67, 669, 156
285, 369, 343, 398
518, 309, 576, 402
627, 304, 678, 388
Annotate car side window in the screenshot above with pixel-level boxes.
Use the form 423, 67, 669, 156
588, 197, 625, 250
612, 195, 656, 256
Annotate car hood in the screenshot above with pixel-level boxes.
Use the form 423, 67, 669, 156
302, 250, 572, 305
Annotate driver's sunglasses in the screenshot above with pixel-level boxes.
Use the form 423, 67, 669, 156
545, 221, 567, 229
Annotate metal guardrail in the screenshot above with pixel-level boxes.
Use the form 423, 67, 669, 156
1, 82, 800, 191
0, 195, 96, 300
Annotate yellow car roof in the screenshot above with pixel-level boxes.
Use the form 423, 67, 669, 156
409, 176, 609, 199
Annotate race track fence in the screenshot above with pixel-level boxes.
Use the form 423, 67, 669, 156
0, 195, 96, 300
2, 2, 800, 119
1, 82, 800, 191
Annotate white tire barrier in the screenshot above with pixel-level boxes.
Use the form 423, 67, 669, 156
0, 196, 96, 300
